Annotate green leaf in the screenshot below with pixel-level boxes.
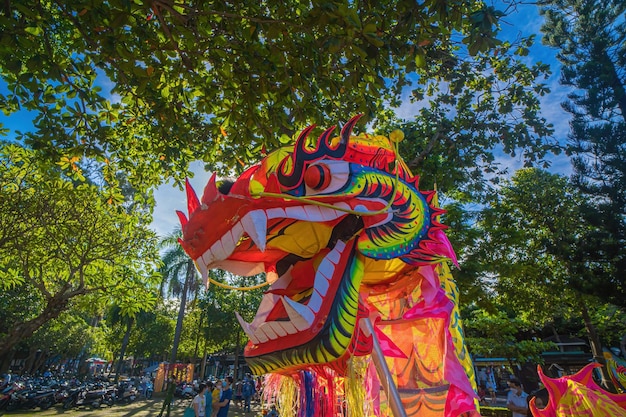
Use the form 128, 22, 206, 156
24, 26, 43, 36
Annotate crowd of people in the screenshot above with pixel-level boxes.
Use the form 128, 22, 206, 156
159, 373, 263, 417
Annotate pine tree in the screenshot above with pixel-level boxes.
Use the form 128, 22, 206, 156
539, 0, 626, 305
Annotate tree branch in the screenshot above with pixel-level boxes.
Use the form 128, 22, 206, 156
407, 128, 444, 170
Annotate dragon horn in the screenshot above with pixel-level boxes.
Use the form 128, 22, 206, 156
185, 178, 201, 215
176, 210, 188, 228
318, 125, 337, 146
201, 172, 219, 205
340, 114, 363, 143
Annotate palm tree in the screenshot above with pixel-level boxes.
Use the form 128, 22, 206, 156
107, 304, 135, 382
159, 228, 200, 365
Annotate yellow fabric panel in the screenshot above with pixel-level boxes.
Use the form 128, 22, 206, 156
269, 222, 333, 258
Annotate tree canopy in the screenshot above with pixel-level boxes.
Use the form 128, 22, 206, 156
0, 0, 557, 199
539, 0, 626, 304
0, 142, 160, 362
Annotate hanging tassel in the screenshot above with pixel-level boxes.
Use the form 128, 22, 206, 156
365, 357, 382, 416
262, 373, 299, 417
345, 356, 372, 417
301, 371, 316, 417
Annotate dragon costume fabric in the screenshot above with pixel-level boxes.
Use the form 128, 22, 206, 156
531, 363, 626, 416
178, 115, 479, 416
603, 348, 626, 393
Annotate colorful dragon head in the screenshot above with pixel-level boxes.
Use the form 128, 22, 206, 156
178, 116, 477, 416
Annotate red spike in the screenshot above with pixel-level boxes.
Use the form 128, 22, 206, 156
422, 190, 436, 203
176, 210, 188, 228
265, 173, 282, 193
177, 237, 191, 254
201, 172, 219, 205
185, 178, 200, 214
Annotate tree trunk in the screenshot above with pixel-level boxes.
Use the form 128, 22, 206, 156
0, 291, 80, 359
550, 324, 564, 352
110, 351, 119, 378
200, 347, 207, 380
192, 308, 205, 379
115, 318, 134, 382
32, 351, 49, 375
169, 260, 194, 364
0, 349, 15, 374
578, 296, 612, 390
234, 329, 241, 380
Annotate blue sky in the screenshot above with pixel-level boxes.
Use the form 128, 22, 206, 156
1, 3, 574, 238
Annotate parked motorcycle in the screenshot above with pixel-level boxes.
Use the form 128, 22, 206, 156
145, 380, 154, 399
5, 386, 57, 411
115, 381, 138, 404
175, 382, 195, 400
0, 384, 18, 412
62, 384, 108, 409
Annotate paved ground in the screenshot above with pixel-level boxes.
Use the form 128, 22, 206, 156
2, 396, 511, 416
2, 397, 266, 417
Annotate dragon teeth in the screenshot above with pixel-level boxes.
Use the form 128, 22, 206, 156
236, 312, 260, 344
252, 326, 270, 343
251, 293, 282, 328
266, 207, 286, 218
257, 322, 279, 340
196, 260, 209, 287
266, 322, 288, 337
281, 297, 315, 331
308, 290, 323, 313
241, 238, 347, 345
284, 206, 307, 218
241, 210, 267, 251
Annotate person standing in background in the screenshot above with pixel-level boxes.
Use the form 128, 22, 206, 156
215, 376, 233, 417
507, 378, 529, 417
242, 373, 256, 413
204, 381, 214, 417
192, 383, 208, 417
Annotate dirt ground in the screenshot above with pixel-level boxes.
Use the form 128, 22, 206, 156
2, 396, 266, 417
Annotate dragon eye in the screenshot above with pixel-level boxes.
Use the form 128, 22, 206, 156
304, 163, 332, 190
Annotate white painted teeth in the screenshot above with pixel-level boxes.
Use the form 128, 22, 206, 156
307, 290, 323, 313
234, 239, 347, 345
194, 210, 267, 279
191, 205, 351, 346
241, 211, 267, 252
282, 297, 315, 331
195, 204, 346, 278
266, 322, 288, 337
236, 312, 260, 345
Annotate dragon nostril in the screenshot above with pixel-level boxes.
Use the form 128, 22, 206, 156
304, 163, 331, 190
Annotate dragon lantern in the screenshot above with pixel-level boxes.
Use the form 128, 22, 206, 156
177, 115, 479, 416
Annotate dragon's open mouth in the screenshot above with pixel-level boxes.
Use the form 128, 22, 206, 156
192, 205, 364, 369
